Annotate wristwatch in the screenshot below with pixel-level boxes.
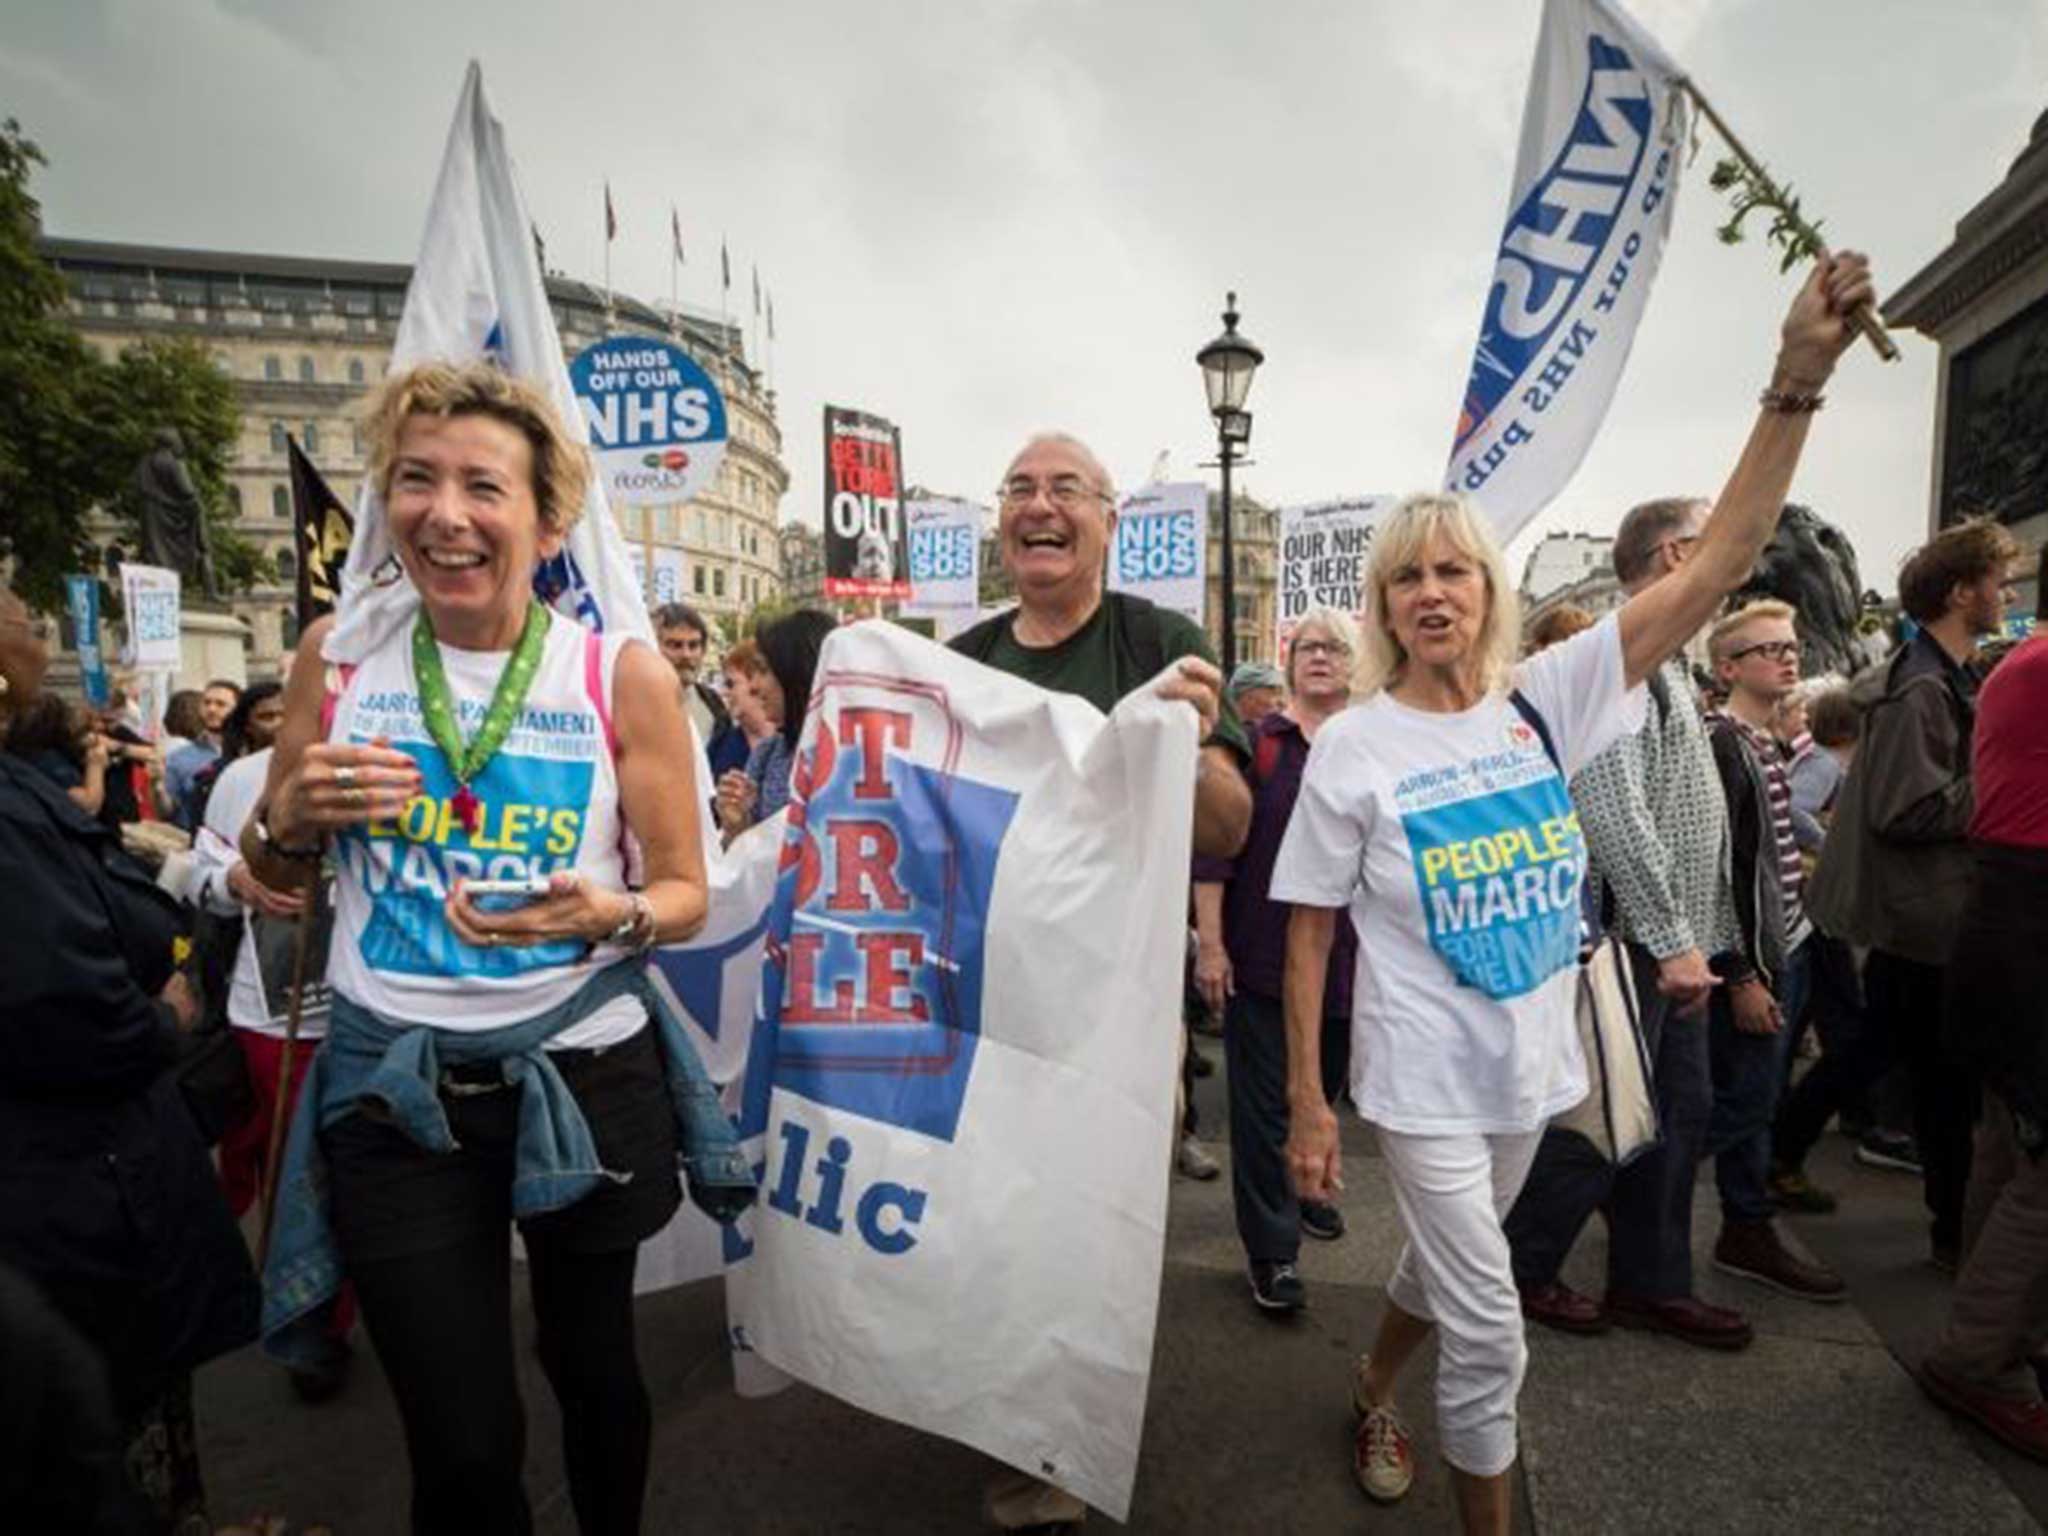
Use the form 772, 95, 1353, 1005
253, 803, 324, 862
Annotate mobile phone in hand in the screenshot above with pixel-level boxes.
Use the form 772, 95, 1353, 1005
461, 876, 556, 914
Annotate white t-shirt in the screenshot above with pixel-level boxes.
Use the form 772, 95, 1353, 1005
196, 748, 332, 1039
326, 607, 643, 1048
1269, 616, 1639, 1135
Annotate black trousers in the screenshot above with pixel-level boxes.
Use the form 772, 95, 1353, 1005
1773, 932, 1877, 1169
325, 1026, 680, 1536
1866, 949, 1978, 1253
1226, 991, 1349, 1265
1506, 940, 1713, 1299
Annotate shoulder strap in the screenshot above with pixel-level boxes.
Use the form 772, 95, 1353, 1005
1509, 688, 1562, 776
1109, 591, 1169, 681
319, 662, 358, 739
585, 629, 618, 761
1646, 666, 1672, 726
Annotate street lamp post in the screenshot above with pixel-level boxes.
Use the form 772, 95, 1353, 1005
1196, 291, 1263, 672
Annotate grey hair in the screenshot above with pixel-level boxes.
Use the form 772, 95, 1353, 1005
1612, 496, 1708, 586
1004, 432, 1117, 503
1286, 605, 1362, 693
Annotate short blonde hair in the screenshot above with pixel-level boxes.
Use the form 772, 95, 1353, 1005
1285, 605, 1361, 693
1354, 492, 1519, 699
1709, 599, 1797, 664
363, 360, 592, 536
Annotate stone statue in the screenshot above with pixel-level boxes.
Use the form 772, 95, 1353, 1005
1731, 504, 1876, 679
133, 427, 220, 601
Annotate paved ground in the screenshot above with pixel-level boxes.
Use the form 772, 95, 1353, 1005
200, 1056, 2046, 1533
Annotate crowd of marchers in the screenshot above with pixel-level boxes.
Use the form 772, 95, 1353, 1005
3, 248, 2048, 1536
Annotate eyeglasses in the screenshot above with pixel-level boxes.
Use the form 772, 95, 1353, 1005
997, 475, 1112, 510
1291, 639, 1349, 658
1729, 639, 1801, 663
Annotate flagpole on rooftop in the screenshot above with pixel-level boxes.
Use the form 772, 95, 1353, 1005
1675, 78, 1897, 362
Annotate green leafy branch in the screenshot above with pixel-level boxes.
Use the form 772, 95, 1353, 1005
1707, 155, 1827, 274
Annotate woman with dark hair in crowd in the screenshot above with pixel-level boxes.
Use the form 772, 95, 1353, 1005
5, 691, 109, 816
0, 580, 259, 1532
715, 607, 838, 840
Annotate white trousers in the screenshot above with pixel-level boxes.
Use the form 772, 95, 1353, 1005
1378, 1125, 1545, 1478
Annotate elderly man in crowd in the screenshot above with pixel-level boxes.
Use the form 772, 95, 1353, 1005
1226, 661, 1287, 729
952, 430, 1251, 1531
1504, 496, 1756, 1350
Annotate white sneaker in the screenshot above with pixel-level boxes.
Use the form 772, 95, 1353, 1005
1176, 1134, 1220, 1180
1350, 1355, 1415, 1503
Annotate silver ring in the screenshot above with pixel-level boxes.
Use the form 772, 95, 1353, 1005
333, 764, 358, 788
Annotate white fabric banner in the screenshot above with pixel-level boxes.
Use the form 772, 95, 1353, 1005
1274, 496, 1392, 658
690, 620, 1193, 1520
119, 563, 182, 671
900, 496, 983, 618
1447, 0, 1687, 541
324, 62, 652, 667
1108, 481, 1207, 622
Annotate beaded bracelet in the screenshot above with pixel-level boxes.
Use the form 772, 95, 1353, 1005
1759, 385, 1825, 414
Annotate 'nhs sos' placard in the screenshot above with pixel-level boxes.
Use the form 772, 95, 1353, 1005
570, 336, 729, 508
1108, 481, 1206, 622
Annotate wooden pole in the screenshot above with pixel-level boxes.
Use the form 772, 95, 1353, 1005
255, 875, 323, 1270
1678, 78, 1899, 363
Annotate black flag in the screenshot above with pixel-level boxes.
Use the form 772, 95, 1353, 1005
288, 435, 353, 629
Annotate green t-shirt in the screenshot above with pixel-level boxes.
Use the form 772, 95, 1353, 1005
952, 594, 1250, 762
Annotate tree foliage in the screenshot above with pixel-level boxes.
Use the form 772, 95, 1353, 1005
0, 119, 265, 612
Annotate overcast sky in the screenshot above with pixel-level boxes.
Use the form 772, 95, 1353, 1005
9, 0, 2044, 591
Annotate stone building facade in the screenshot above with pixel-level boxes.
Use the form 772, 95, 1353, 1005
1888, 104, 2048, 617
39, 236, 788, 677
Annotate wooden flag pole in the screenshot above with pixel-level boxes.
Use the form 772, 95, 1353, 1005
1678, 78, 1898, 363
255, 874, 323, 1270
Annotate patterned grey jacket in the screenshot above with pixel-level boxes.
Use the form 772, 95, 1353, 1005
1570, 655, 1738, 962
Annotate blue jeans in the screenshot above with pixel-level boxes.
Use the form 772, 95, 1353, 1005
1708, 942, 1811, 1225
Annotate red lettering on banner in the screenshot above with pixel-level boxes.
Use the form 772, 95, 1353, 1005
856, 931, 928, 1022
784, 932, 856, 1023
826, 819, 911, 913
839, 708, 911, 800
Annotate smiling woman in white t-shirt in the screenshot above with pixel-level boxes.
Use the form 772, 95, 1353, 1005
1270, 251, 1876, 1534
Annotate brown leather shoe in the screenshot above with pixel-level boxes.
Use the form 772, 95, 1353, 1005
1921, 1359, 2048, 1464
1604, 1291, 1755, 1351
1520, 1281, 1610, 1335
1713, 1219, 1847, 1302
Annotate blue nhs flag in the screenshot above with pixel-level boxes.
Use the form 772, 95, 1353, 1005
1107, 480, 1206, 623
1448, 0, 1687, 543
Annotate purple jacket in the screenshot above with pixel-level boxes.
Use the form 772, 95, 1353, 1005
1194, 711, 1358, 1017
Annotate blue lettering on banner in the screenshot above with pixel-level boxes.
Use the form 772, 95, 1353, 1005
1455, 35, 1651, 454
1114, 510, 1199, 584
908, 524, 975, 584
341, 746, 591, 978
1401, 776, 1586, 1000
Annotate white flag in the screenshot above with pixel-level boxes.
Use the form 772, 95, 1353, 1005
719, 621, 1196, 1520
325, 62, 651, 666
1448, 0, 1687, 541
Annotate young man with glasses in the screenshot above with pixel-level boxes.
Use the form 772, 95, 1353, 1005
1702, 601, 1845, 1300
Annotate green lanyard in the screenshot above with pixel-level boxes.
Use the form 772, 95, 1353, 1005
411, 600, 550, 833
